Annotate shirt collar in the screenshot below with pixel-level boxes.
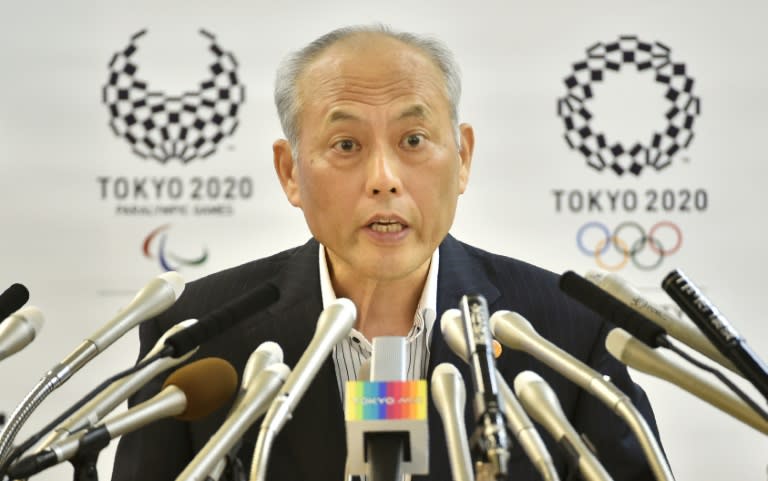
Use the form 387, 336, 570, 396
318, 243, 439, 337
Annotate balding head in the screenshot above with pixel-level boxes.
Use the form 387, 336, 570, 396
274, 25, 462, 151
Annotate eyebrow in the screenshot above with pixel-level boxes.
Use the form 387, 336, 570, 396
397, 104, 429, 121
327, 110, 360, 124
325, 104, 431, 125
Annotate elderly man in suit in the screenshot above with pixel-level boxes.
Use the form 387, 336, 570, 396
112, 25, 663, 481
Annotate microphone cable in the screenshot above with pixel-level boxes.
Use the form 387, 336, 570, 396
659, 337, 768, 423
0, 347, 171, 476
560, 271, 768, 424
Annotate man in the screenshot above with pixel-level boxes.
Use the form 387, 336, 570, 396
112, 25, 662, 481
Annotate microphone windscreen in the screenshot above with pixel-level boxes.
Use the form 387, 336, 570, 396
559, 271, 666, 347
165, 283, 279, 356
163, 357, 238, 421
0, 283, 30, 320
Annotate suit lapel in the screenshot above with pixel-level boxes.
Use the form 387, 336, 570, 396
417, 235, 504, 480
259, 238, 346, 481
257, 235, 504, 481
431, 234, 501, 371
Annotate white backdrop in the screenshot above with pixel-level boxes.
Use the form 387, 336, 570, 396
1, 1, 767, 480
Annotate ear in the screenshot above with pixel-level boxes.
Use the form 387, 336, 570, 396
273, 139, 302, 207
457, 123, 474, 194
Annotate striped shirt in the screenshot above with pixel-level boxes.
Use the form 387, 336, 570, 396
318, 245, 439, 481
318, 244, 439, 401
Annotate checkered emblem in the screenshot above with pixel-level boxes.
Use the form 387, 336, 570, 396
102, 29, 245, 163
557, 35, 701, 176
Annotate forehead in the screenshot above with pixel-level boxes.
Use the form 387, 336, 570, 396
295, 34, 450, 116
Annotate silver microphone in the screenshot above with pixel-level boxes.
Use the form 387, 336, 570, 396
441, 309, 559, 481
431, 362, 474, 481
514, 371, 613, 481
33, 318, 200, 455
585, 271, 737, 373
606, 327, 768, 435
249, 298, 356, 481
203, 341, 284, 481
0, 271, 185, 463
490, 311, 673, 481
345, 337, 429, 480
175, 362, 290, 481
0, 306, 44, 361
7, 357, 237, 479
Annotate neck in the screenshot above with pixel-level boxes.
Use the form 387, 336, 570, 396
326, 255, 431, 340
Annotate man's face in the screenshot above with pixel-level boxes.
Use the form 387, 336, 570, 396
274, 34, 473, 283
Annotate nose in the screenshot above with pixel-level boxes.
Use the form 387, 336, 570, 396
365, 144, 403, 196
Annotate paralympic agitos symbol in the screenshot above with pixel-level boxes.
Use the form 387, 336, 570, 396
557, 35, 701, 176
577, 221, 682, 271
102, 29, 245, 163
142, 224, 209, 272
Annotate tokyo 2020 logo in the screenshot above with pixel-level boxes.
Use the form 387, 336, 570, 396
557, 35, 701, 176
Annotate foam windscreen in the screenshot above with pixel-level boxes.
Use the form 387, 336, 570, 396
163, 357, 238, 421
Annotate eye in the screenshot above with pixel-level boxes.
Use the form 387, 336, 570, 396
333, 139, 359, 152
402, 134, 426, 149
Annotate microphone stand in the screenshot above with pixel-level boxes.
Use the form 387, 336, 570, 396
206, 449, 246, 481
68, 431, 109, 481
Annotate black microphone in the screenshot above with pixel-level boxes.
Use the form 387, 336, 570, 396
164, 283, 280, 357
662, 269, 768, 401
459, 294, 510, 479
559, 271, 669, 348
0, 284, 29, 322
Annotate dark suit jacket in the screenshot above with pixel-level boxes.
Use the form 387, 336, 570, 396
111, 235, 663, 481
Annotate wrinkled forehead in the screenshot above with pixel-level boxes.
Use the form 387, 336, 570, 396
294, 33, 450, 120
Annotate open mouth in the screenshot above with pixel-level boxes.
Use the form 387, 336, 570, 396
368, 219, 407, 233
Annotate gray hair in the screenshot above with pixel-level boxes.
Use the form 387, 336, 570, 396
274, 24, 462, 151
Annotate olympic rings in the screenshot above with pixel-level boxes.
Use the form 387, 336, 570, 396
576, 221, 683, 271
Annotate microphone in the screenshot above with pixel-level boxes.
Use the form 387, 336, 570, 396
662, 269, 768, 401
0, 306, 44, 361
559, 271, 667, 348
32, 319, 201, 454
431, 363, 473, 481
514, 371, 613, 481
0, 284, 29, 322
0, 271, 185, 463
8, 357, 238, 479
458, 294, 510, 480
203, 342, 284, 481
164, 283, 279, 358
250, 298, 356, 481
584, 271, 738, 374
345, 337, 429, 481
490, 311, 674, 481
606, 327, 768, 435
440, 309, 559, 481
175, 344, 288, 481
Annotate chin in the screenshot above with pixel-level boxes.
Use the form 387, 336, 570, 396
364, 257, 427, 282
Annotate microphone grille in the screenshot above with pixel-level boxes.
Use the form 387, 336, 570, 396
513, 370, 543, 397
432, 362, 461, 379
440, 309, 468, 362
18, 306, 44, 333
163, 357, 238, 421
158, 271, 186, 300
605, 328, 633, 361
